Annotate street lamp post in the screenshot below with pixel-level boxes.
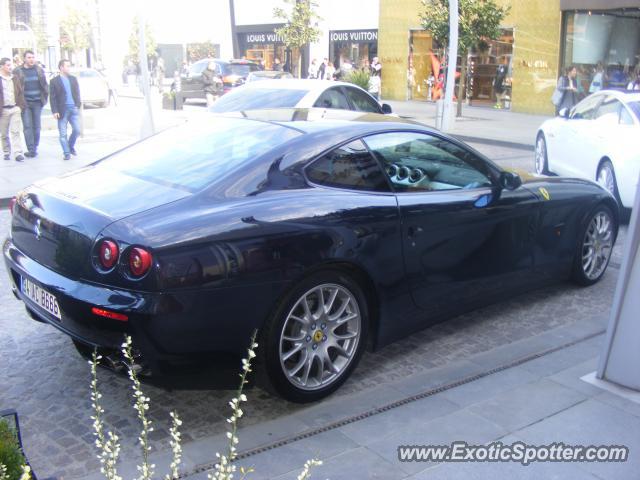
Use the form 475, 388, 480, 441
441, 0, 458, 133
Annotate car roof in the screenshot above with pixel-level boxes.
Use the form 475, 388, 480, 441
591, 89, 640, 103
239, 79, 354, 93
215, 107, 427, 134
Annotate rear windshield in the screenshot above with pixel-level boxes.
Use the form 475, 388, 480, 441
224, 63, 259, 76
211, 88, 309, 112
95, 117, 300, 191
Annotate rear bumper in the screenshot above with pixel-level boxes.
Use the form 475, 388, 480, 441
4, 237, 286, 372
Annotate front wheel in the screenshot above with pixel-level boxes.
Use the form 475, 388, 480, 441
261, 270, 368, 403
597, 160, 622, 206
571, 205, 616, 286
535, 133, 549, 174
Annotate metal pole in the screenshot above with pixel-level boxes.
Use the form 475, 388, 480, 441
137, 5, 155, 139
441, 0, 458, 132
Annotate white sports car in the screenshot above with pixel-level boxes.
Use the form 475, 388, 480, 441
210, 79, 393, 116
535, 90, 640, 208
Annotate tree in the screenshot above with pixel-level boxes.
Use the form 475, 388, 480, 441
420, 0, 509, 117
128, 16, 157, 65
273, 0, 322, 78
59, 5, 92, 63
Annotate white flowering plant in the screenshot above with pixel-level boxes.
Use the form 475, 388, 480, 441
89, 331, 322, 480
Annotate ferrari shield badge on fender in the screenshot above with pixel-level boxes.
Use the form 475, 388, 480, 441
539, 187, 551, 201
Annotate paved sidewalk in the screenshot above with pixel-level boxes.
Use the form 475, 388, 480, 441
82, 311, 639, 480
387, 100, 550, 149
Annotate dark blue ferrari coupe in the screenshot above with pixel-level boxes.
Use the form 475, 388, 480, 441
4, 109, 618, 402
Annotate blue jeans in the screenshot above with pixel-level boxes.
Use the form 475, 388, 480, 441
58, 106, 80, 156
22, 100, 43, 153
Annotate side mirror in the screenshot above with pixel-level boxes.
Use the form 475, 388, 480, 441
499, 171, 522, 190
381, 103, 393, 114
559, 107, 569, 118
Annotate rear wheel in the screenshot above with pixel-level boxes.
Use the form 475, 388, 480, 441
261, 270, 368, 403
535, 133, 549, 174
596, 160, 621, 206
571, 204, 616, 286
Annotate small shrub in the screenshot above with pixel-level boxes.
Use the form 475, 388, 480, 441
345, 69, 371, 91
0, 420, 26, 480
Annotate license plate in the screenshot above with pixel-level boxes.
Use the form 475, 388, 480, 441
21, 276, 61, 320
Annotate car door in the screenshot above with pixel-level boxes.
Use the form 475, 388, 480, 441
363, 131, 539, 321
551, 94, 602, 177
591, 95, 637, 175
313, 87, 352, 110
342, 85, 384, 114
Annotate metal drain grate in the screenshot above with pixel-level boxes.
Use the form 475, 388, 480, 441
182, 329, 605, 477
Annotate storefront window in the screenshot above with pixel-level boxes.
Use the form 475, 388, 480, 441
562, 9, 640, 94
237, 29, 286, 70
329, 29, 378, 72
468, 28, 514, 108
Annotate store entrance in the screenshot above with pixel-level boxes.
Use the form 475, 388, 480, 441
468, 28, 514, 108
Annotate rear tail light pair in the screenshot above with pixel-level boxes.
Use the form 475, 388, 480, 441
96, 240, 152, 277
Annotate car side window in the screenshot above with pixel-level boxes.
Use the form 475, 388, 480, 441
363, 132, 493, 192
570, 95, 601, 120
306, 139, 390, 192
343, 86, 382, 113
313, 87, 351, 110
594, 96, 624, 125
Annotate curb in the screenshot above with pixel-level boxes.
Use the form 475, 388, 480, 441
452, 134, 534, 151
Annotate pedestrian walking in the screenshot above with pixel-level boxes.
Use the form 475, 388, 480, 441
589, 62, 606, 93
155, 57, 165, 93
493, 59, 508, 109
202, 60, 222, 108
555, 65, 578, 115
15, 50, 48, 157
369, 57, 382, 100
49, 59, 81, 160
324, 61, 336, 80
273, 58, 283, 72
308, 59, 319, 79
627, 70, 640, 91
317, 58, 327, 80
0, 57, 26, 162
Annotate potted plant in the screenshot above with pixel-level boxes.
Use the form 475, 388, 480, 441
162, 90, 183, 110
0, 410, 33, 479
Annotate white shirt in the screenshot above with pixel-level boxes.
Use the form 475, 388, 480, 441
0, 73, 16, 106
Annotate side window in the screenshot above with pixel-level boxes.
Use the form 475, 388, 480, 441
594, 97, 623, 125
620, 106, 634, 126
570, 95, 601, 120
343, 86, 382, 113
363, 132, 493, 192
313, 87, 351, 110
305, 139, 390, 192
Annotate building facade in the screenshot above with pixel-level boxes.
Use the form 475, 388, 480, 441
378, 0, 640, 115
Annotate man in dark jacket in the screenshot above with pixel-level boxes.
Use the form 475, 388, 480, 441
0, 57, 27, 162
202, 60, 222, 108
15, 50, 48, 157
50, 59, 81, 160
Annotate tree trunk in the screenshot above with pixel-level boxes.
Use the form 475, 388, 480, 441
456, 53, 467, 118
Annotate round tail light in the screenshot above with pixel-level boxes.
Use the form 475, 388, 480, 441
98, 240, 119, 269
129, 247, 152, 277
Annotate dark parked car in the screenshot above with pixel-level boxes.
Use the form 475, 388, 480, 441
180, 59, 260, 101
4, 109, 618, 402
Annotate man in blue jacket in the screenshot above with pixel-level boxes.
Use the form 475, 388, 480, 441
49, 59, 81, 160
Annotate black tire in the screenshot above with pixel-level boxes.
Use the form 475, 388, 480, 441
535, 132, 549, 175
571, 204, 617, 286
260, 269, 369, 403
597, 160, 622, 207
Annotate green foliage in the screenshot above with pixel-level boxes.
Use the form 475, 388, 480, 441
419, 0, 509, 54
273, 0, 322, 49
128, 16, 157, 64
59, 5, 92, 54
0, 420, 26, 480
346, 69, 371, 91
187, 42, 219, 62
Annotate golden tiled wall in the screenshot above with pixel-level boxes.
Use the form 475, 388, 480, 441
379, 0, 562, 114
497, 0, 561, 115
379, 0, 424, 101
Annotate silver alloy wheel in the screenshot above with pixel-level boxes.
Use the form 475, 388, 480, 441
535, 136, 547, 174
597, 163, 615, 197
581, 211, 614, 280
279, 283, 361, 391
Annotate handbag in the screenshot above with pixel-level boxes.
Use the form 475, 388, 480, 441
551, 78, 564, 106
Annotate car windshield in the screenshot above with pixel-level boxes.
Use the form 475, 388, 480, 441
95, 117, 300, 191
225, 63, 258, 76
211, 88, 309, 112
